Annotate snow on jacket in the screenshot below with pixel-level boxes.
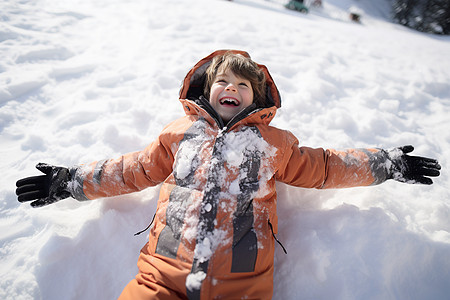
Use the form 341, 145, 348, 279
69, 50, 390, 299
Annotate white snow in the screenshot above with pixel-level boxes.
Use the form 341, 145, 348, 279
186, 271, 207, 292
1, 0, 449, 299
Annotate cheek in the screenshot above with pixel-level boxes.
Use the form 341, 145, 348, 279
209, 85, 221, 102
242, 90, 254, 105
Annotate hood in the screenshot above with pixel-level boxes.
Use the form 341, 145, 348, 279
179, 50, 281, 109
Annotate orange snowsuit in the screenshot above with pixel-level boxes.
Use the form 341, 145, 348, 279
70, 50, 389, 299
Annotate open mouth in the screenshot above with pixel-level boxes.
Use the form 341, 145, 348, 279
220, 98, 240, 106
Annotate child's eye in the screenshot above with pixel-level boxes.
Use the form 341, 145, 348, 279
239, 82, 249, 87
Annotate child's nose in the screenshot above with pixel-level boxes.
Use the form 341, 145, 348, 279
225, 83, 237, 92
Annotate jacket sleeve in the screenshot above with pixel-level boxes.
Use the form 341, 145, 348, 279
69, 126, 177, 201
275, 133, 390, 189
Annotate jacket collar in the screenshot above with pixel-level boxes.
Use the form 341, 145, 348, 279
180, 98, 277, 131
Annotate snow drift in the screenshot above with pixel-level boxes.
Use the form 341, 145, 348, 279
1, 0, 449, 299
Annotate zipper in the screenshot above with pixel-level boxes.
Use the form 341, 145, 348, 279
225, 103, 257, 132
196, 96, 258, 132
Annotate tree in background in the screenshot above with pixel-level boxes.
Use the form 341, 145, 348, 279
392, 0, 450, 34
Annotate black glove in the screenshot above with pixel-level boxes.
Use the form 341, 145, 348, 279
387, 145, 441, 185
16, 163, 72, 207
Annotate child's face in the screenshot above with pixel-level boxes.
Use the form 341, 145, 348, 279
209, 70, 254, 123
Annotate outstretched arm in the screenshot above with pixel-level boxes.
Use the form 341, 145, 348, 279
276, 143, 440, 189
322, 145, 441, 188
321, 145, 441, 188
16, 145, 173, 207
16, 118, 192, 207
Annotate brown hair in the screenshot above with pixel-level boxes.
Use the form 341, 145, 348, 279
204, 52, 267, 108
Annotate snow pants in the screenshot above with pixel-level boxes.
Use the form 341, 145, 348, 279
118, 243, 190, 300
118, 241, 275, 300
118, 277, 187, 300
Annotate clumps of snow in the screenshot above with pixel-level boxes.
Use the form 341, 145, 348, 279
220, 127, 278, 197
221, 129, 260, 167
229, 178, 241, 195
204, 203, 212, 212
186, 270, 206, 291
195, 236, 213, 263
174, 143, 200, 180
187, 228, 230, 291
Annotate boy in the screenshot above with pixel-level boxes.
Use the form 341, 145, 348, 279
16, 50, 440, 299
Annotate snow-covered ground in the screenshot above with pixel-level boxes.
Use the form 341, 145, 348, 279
1, 0, 449, 299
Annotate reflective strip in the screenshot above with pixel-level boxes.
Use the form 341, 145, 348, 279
231, 214, 258, 272
155, 187, 190, 258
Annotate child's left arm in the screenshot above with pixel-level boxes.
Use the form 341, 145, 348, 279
323, 145, 441, 188
321, 145, 441, 188
276, 142, 440, 189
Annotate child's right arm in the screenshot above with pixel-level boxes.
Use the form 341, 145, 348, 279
16, 130, 176, 207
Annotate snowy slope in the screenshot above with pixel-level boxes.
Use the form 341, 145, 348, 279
1, 0, 450, 299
